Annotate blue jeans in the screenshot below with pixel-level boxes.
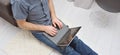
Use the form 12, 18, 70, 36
32, 33, 98, 55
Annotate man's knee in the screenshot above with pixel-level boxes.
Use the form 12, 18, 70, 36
71, 36, 81, 44
63, 46, 81, 55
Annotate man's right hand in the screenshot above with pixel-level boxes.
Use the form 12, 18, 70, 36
16, 20, 57, 36
44, 26, 58, 37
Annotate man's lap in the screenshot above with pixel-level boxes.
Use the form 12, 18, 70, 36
32, 33, 98, 55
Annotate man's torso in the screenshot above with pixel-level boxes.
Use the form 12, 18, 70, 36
11, 0, 52, 34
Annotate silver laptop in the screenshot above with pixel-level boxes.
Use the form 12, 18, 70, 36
43, 24, 81, 46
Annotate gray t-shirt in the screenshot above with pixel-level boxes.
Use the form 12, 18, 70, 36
10, 0, 52, 34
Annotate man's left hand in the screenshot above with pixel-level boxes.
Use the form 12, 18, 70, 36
52, 18, 63, 29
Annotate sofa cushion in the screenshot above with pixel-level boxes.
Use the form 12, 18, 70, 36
0, 0, 17, 26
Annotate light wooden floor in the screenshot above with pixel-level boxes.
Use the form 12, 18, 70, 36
0, 0, 120, 55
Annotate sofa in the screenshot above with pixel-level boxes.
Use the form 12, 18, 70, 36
0, 0, 17, 26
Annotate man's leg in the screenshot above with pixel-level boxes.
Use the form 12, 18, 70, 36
63, 46, 81, 55
32, 33, 81, 55
70, 36, 98, 55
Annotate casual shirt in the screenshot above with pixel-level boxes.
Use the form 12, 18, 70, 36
11, 0, 52, 34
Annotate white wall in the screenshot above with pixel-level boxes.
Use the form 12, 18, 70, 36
53, 0, 120, 55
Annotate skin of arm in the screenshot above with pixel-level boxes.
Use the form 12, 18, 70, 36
16, 0, 62, 36
48, 0, 63, 29
16, 19, 57, 36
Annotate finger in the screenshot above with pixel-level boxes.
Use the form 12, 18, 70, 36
50, 28, 57, 36
59, 22, 63, 29
54, 22, 59, 29
48, 32, 53, 36
49, 31, 55, 37
52, 22, 56, 27
50, 31, 57, 37
52, 32, 57, 36
52, 29, 58, 34
57, 21, 62, 29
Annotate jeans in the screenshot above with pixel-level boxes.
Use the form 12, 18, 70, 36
32, 33, 98, 55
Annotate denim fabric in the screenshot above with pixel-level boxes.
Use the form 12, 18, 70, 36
32, 33, 98, 55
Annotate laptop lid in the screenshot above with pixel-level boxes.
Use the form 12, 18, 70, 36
58, 26, 81, 46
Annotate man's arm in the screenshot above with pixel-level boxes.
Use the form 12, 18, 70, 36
16, 19, 57, 36
16, 19, 45, 31
12, 0, 58, 36
48, 0, 63, 29
48, 0, 57, 19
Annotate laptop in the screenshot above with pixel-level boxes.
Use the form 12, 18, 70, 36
43, 24, 81, 46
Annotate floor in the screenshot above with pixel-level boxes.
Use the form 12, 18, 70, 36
0, 0, 120, 55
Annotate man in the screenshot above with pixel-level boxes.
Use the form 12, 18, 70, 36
10, 0, 98, 55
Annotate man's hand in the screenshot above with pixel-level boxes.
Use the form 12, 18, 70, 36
48, 0, 63, 29
44, 26, 58, 36
52, 18, 63, 29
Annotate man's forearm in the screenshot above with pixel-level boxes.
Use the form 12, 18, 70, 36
17, 20, 46, 31
48, 0, 57, 19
